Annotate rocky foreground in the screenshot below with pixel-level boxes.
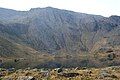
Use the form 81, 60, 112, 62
0, 66, 120, 80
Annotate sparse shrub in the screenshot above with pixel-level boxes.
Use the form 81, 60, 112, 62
0, 78, 3, 80
107, 53, 116, 60
111, 75, 118, 78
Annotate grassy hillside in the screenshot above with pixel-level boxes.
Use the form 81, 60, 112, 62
0, 36, 40, 58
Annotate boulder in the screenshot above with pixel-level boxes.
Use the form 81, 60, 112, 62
58, 73, 79, 78
17, 76, 35, 80
99, 70, 111, 78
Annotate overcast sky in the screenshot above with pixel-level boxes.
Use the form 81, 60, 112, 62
0, 0, 120, 17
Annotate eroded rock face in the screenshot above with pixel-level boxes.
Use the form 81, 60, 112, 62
0, 7, 120, 56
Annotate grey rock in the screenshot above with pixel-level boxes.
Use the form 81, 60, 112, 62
99, 70, 111, 78
17, 76, 35, 80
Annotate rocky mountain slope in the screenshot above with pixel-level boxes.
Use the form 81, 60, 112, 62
0, 7, 120, 68
0, 7, 120, 55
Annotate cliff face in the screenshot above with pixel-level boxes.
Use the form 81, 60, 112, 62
0, 7, 120, 57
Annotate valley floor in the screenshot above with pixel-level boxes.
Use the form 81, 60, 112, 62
0, 66, 120, 80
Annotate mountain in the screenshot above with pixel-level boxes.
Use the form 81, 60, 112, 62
0, 7, 120, 68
